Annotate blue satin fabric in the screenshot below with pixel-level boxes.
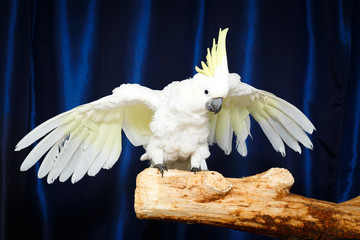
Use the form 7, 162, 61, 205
1, 0, 359, 239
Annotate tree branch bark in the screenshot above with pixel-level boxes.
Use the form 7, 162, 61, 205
134, 168, 360, 239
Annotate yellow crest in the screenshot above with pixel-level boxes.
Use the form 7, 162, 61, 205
195, 28, 229, 77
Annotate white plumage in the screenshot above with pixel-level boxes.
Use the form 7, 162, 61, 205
16, 28, 315, 183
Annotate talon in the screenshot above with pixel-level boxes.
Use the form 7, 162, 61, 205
190, 167, 201, 174
153, 164, 168, 177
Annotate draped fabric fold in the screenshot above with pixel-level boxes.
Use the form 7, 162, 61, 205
1, 0, 359, 239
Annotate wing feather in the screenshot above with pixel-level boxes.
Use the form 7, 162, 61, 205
59, 140, 87, 182
268, 106, 313, 149
122, 105, 152, 146
265, 93, 315, 134
208, 113, 217, 145
38, 137, 67, 179
71, 131, 101, 183
214, 99, 233, 155
266, 117, 301, 153
251, 111, 286, 156
20, 125, 71, 171
87, 123, 118, 176
230, 106, 251, 156
210, 74, 314, 157
16, 84, 158, 183
102, 131, 122, 170
47, 132, 86, 184
15, 110, 78, 151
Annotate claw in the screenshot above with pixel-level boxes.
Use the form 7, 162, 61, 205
153, 164, 168, 177
190, 167, 201, 174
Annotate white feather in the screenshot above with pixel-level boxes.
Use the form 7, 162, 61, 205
245, 115, 251, 137
251, 112, 286, 156
15, 110, 77, 151
87, 147, 112, 177
230, 106, 251, 156
88, 123, 118, 176
215, 106, 233, 155
208, 113, 217, 145
71, 144, 99, 183
265, 93, 315, 134
235, 123, 248, 156
276, 110, 313, 149
227, 82, 314, 157
69, 130, 98, 182
259, 104, 300, 152
102, 132, 122, 170
59, 140, 86, 182
59, 127, 97, 183
38, 138, 64, 179
236, 115, 252, 156
47, 133, 86, 184
266, 118, 301, 153
122, 105, 152, 146
17, 83, 160, 183
71, 121, 119, 182
264, 104, 313, 149
20, 125, 70, 171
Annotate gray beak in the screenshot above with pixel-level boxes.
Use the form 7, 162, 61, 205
206, 98, 223, 114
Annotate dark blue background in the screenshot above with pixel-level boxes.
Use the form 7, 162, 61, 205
1, 0, 360, 239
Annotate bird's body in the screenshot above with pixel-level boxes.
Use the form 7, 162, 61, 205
16, 29, 315, 183
143, 79, 212, 172
146, 109, 210, 170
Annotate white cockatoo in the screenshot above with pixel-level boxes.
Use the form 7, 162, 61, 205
16, 28, 315, 183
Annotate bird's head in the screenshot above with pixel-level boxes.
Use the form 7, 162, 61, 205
165, 28, 230, 115
164, 76, 225, 116
194, 28, 230, 114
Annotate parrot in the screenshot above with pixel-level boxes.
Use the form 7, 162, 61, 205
15, 28, 315, 183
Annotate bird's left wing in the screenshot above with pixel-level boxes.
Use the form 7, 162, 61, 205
16, 84, 160, 183
209, 73, 315, 157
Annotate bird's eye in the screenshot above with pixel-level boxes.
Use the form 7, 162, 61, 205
204, 89, 209, 95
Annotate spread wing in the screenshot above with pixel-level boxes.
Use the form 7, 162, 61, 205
209, 73, 315, 157
16, 84, 160, 183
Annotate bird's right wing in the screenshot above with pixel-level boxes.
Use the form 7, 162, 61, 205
15, 84, 160, 183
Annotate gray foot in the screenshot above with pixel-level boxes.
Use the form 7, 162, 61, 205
153, 164, 168, 177
190, 167, 201, 174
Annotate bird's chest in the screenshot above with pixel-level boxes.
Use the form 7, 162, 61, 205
149, 109, 209, 160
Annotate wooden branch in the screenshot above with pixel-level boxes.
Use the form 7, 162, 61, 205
134, 168, 360, 239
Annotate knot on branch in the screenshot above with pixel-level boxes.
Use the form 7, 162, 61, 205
196, 171, 232, 202
256, 168, 294, 195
